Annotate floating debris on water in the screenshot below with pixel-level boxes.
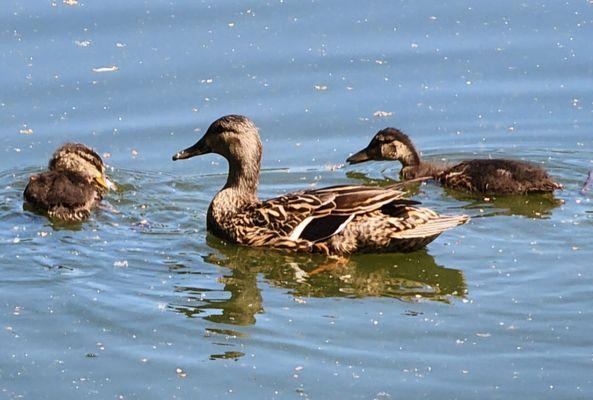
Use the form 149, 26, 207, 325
74, 40, 91, 47
325, 163, 343, 171
131, 149, 139, 158
209, 351, 245, 361
113, 260, 128, 268
314, 84, 328, 91
19, 128, 33, 135
63, 0, 78, 5
373, 110, 393, 118
200, 78, 214, 84
176, 367, 187, 378
92, 66, 119, 73
115, 42, 127, 48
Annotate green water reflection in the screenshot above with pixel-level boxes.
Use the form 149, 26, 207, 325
444, 189, 562, 219
169, 236, 466, 327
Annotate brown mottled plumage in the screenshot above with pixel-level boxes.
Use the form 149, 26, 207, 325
24, 143, 116, 222
347, 127, 563, 195
172, 115, 468, 255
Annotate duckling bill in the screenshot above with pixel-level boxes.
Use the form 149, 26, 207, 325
24, 143, 116, 222
172, 115, 468, 255
347, 128, 562, 196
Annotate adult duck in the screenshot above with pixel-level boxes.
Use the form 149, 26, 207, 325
172, 115, 468, 255
347, 127, 562, 195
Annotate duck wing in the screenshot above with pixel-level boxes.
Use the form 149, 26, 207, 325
24, 171, 101, 221
251, 184, 409, 244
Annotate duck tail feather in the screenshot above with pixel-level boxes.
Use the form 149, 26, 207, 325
391, 215, 469, 239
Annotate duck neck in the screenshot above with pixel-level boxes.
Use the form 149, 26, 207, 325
222, 157, 260, 203
210, 153, 261, 226
400, 160, 446, 180
397, 141, 421, 168
397, 143, 443, 180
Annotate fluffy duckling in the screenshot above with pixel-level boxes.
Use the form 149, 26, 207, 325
347, 128, 562, 195
172, 115, 468, 255
24, 143, 116, 222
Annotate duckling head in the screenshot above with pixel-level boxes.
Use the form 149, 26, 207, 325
347, 127, 420, 167
172, 115, 262, 166
49, 143, 116, 192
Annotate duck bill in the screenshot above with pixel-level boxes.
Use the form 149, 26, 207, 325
172, 137, 211, 161
105, 176, 117, 191
346, 148, 372, 164
95, 175, 117, 191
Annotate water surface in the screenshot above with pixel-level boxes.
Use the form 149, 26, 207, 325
1, 0, 593, 398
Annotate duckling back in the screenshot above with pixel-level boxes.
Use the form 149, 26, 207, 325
438, 159, 562, 195
24, 170, 102, 221
23, 143, 112, 222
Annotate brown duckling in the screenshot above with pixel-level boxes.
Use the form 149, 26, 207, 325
24, 143, 116, 222
172, 115, 468, 255
347, 128, 562, 196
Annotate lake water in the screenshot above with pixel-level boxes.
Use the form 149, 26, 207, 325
1, 0, 593, 398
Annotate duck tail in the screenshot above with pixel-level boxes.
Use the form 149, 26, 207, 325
391, 214, 469, 239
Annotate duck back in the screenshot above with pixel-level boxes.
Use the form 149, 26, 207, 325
438, 159, 561, 195
24, 171, 102, 221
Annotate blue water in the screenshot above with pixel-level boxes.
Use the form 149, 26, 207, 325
1, 0, 593, 398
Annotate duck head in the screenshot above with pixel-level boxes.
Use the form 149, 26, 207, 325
49, 143, 116, 192
172, 115, 262, 166
347, 127, 420, 167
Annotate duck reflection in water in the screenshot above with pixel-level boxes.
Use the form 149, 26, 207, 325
168, 235, 466, 327
449, 189, 563, 219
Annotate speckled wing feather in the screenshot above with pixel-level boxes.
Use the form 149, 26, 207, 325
24, 171, 101, 221
233, 185, 407, 247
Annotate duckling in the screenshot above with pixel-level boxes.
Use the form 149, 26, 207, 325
24, 143, 116, 222
172, 115, 468, 255
347, 128, 562, 195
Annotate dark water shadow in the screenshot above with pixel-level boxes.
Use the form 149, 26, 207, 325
169, 236, 466, 328
345, 171, 421, 196
345, 171, 399, 187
